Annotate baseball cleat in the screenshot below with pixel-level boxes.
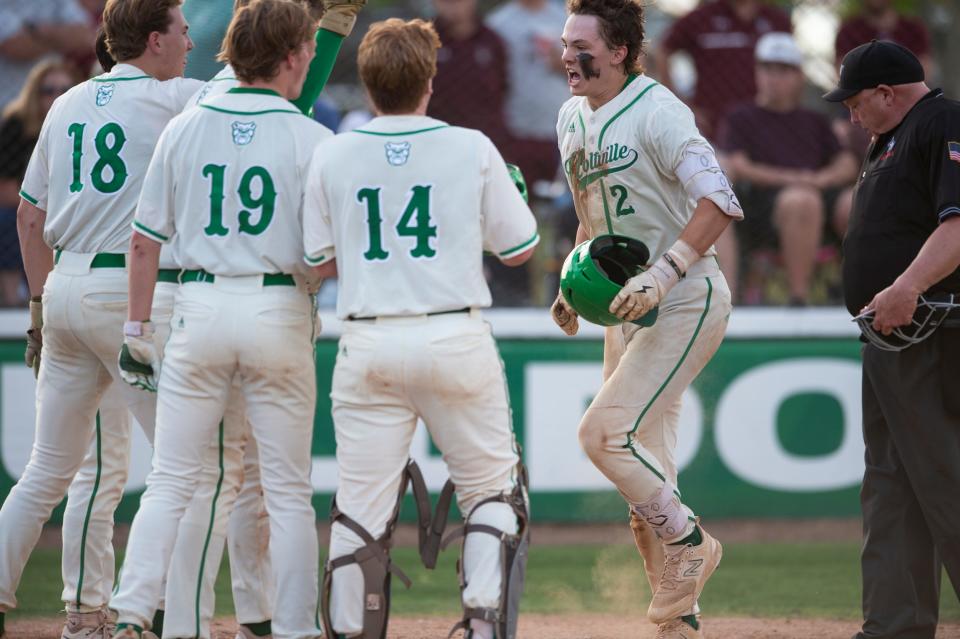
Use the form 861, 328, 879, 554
655, 616, 704, 639
61, 608, 113, 639
647, 524, 722, 624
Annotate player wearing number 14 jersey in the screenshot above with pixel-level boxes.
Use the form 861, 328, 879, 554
304, 19, 537, 639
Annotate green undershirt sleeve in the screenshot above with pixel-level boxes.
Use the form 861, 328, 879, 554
290, 28, 345, 116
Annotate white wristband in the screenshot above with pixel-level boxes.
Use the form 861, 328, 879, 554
123, 320, 151, 337
648, 239, 701, 296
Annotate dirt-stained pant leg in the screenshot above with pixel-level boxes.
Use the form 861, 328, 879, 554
578, 264, 730, 511
328, 314, 521, 637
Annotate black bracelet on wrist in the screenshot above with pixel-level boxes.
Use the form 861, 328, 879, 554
663, 252, 686, 279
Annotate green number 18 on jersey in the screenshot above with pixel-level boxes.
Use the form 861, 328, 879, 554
67, 122, 129, 194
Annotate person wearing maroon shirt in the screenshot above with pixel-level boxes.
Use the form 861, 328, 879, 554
835, 0, 931, 74
655, 0, 791, 141
427, 0, 511, 152
718, 32, 857, 305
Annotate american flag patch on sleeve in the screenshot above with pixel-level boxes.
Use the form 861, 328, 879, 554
949, 141, 960, 164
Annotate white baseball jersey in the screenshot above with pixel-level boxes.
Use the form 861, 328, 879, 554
556, 75, 729, 261
187, 64, 239, 108
20, 63, 203, 253
135, 88, 332, 276
303, 115, 539, 318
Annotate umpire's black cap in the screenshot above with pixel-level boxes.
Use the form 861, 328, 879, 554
823, 40, 924, 102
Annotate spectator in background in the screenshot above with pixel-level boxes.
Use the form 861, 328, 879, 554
428, 0, 511, 152
0, 1, 94, 109
835, 0, 931, 74
655, 0, 791, 141
719, 33, 858, 306
487, 0, 568, 189
65, 0, 106, 77
0, 60, 77, 306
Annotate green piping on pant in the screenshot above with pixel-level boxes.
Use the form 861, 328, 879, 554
195, 421, 225, 638
76, 412, 103, 605
622, 278, 713, 485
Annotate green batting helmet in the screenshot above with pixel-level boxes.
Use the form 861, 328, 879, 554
506, 163, 528, 203
560, 234, 659, 327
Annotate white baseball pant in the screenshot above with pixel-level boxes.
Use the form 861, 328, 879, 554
327, 312, 521, 636
0, 253, 173, 613
578, 259, 731, 509
111, 277, 319, 639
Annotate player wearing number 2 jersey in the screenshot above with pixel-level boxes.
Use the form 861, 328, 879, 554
552, 0, 742, 637
0, 1, 202, 635
110, 2, 331, 637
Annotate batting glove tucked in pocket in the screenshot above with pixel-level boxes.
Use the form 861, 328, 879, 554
119, 320, 160, 392
24, 296, 43, 378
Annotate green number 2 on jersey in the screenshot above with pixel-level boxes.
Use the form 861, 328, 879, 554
358, 185, 437, 260
68, 122, 128, 194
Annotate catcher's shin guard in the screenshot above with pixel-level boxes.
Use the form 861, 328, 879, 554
441, 463, 530, 639
321, 463, 417, 639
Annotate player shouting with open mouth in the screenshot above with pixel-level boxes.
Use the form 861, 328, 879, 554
552, 0, 743, 636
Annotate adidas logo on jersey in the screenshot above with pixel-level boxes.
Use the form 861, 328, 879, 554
95, 83, 115, 107
568, 123, 576, 133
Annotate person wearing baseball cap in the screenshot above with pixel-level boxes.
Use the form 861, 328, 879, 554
827, 39, 960, 639
717, 32, 857, 305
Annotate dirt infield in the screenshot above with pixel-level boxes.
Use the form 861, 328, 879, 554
8, 614, 960, 639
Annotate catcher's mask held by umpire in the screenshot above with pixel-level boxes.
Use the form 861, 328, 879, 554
560, 234, 659, 327
854, 292, 960, 351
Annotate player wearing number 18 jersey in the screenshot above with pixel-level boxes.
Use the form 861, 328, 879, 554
0, 0, 202, 633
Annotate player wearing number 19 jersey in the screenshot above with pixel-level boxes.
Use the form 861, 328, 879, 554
109, 2, 331, 637
0, 0, 203, 629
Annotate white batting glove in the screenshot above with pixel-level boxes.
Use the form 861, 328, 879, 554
551, 292, 579, 336
609, 240, 700, 321
119, 320, 160, 393
25, 296, 42, 378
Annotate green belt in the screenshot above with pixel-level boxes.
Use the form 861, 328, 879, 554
180, 269, 295, 287
157, 269, 180, 283
53, 252, 180, 283
54, 251, 127, 267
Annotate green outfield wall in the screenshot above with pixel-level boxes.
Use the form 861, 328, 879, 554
0, 308, 866, 522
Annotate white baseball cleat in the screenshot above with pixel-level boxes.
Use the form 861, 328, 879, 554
655, 616, 705, 639
647, 524, 722, 624
61, 608, 113, 639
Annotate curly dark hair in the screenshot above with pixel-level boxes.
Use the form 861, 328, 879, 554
566, 0, 645, 75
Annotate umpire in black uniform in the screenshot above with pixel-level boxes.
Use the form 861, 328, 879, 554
825, 40, 960, 638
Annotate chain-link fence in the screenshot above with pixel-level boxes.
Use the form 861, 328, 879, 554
0, 0, 956, 308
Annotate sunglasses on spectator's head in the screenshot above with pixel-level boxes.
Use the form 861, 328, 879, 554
40, 85, 72, 97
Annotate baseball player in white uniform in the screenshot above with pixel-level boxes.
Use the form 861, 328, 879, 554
303, 18, 538, 639
136, 2, 362, 635
109, 2, 330, 637
0, 2, 203, 638
52, 2, 362, 636
552, 0, 742, 637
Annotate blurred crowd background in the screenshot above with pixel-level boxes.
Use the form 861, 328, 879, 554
0, 0, 958, 309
